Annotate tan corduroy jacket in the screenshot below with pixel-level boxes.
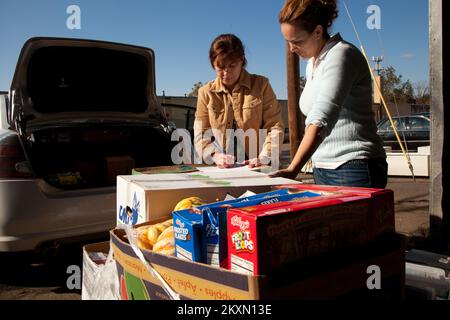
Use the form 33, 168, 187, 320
194, 70, 284, 162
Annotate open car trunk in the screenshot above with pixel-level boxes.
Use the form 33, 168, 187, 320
27, 123, 173, 189
9, 38, 175, 189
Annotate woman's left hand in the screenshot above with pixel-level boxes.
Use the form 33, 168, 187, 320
246, 158, 263, 168
268, 167, 299, 180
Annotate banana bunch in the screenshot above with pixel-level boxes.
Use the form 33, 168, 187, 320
173, 196, 205, 212
136, 219, 174, 256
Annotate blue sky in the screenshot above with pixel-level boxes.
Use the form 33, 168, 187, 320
0, 0, 429, 99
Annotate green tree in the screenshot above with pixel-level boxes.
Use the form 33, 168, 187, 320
398, 80, 415, 103
187, 82, 203, 97
379, 66, 422, 104
379, 66, 403, 102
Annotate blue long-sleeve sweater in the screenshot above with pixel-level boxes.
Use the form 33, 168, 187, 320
300, 33, 386, 166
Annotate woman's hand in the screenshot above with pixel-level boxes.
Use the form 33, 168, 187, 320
268, 167, 299, 180
269, 124, 323, 180
246, 158, 263, 168
213, 153, 236, 169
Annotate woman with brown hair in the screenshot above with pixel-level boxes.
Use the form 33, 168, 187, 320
271, 0, 388, 188
194, 34, 284, 168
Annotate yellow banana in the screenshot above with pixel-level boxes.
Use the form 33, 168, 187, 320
173, 197, 205, 211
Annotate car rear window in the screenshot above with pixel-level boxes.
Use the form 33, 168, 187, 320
27, 46, 149, 113
408, 117, 430, 130
378, 118, 406, 131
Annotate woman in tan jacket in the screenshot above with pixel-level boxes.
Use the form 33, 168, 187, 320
194, 34, 284, 168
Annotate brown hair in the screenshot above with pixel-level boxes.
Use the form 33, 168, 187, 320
279, 0, 338, 39
209, 34, 247, 69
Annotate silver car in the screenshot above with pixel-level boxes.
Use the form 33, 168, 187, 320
0, 37, 173, 252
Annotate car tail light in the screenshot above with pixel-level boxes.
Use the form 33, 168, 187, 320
0, 133, 33, 179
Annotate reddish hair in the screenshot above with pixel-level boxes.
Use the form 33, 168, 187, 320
209, 34, 247, 68
279, 0, 338, 38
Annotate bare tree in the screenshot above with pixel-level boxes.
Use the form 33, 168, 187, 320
187, 82, 203, 97
413, 81, 430, 104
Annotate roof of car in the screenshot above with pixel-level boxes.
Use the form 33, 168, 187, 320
379, 114, 430, 121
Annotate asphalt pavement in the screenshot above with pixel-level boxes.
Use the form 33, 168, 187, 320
0, 237, 108, 300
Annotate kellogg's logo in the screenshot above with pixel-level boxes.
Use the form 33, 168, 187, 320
230, 216, 250, 231
175, 219, 185, 228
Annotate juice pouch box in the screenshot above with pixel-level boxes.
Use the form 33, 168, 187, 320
173, 210, 203, 262
203, 190, 323, 268
173, 189, 292, 264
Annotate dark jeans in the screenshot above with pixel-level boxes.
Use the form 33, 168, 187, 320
313, 158, 388, 189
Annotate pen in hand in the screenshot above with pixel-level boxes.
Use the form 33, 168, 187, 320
211, 140, 235, 168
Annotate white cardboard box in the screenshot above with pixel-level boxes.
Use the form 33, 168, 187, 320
116, 167, 299, 225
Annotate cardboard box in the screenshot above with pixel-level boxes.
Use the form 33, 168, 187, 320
116, 168, 299, 225
276, 184, 396, 237
132, 165, 202, 175
105, 156, 135, 185
173, 210, 203, 262
72, 161, 98, 183
201, 190, 322, 268
172, 189, 319, 266
277, 183, 392, 197
227, 187, 395, 275
110, 228, 405, 300
172, 189, 293, 264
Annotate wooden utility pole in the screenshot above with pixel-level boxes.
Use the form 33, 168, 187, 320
430, 0, 449, 249
286, 43, 302, 160
373, 76, 383, 122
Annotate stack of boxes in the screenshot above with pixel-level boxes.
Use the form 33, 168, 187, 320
103, 168, 404, 300
172, 189, 322, 268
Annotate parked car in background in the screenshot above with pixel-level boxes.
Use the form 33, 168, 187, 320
161, 102, 196, 139
0, 37, 174, 253
376, 114, 430, 151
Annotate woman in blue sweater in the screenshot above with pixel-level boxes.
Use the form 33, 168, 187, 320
271, 0, 388, 188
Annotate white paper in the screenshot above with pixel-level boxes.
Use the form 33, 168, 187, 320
238, 190, 257, 198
